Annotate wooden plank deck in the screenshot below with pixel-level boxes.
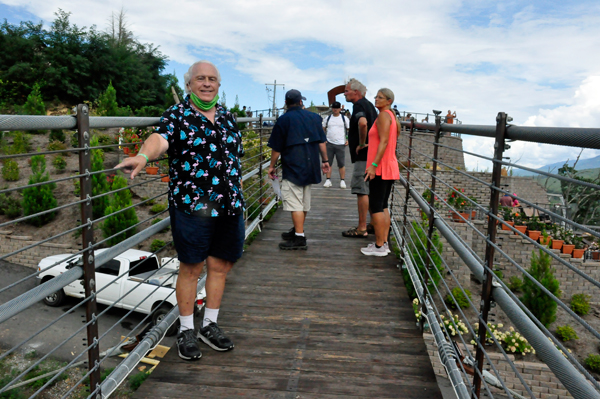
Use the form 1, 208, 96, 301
134, 160, 443, 399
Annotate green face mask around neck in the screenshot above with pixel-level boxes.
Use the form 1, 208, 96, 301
190, 92, 219, 111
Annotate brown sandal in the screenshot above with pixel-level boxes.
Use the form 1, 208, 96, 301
342, 227, 368, 238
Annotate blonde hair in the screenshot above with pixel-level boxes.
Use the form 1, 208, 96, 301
377, 88, 401, 135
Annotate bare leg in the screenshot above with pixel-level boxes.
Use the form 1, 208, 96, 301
357, 194, 369, 231
339, 166, 346, 180
205, 256, 233, 309
176, 261, 204, 317
291, 211, 306, 234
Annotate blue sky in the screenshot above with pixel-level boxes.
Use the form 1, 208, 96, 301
2, 0, 600, 169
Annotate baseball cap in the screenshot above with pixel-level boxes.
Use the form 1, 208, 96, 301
331, 101, 341, 109
285, 89, 306, 103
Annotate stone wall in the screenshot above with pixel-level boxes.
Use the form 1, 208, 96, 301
424, 333, 574, 398
126, 171, 169, 203
397, 131, 465, 171
0, 233, 79, 269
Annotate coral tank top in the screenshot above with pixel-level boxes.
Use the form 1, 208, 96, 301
366, 109, 400, 180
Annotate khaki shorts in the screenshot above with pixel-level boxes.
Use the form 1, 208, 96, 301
351, 160, 369, 195
281, 179, 311, 212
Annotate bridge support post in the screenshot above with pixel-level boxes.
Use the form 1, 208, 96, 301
472, 112, 507, 398
399, 119, 415, 269
259, 114, 264, 229
77, 104, 102, 398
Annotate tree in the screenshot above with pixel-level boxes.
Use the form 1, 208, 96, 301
90, 137, 109, 219
522, 249, 561, 327
22, 154, 57, 226
97, 81, 118, 116
558, 152, 600, 225
106, 8, 135, 48
102, 175, 138, 246
163, 72, 184, 108
22, 82, 46, 115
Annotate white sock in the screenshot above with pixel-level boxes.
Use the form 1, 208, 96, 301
179, 314, 194, 332
203, 307, 219, 328
295, 232, 305, 237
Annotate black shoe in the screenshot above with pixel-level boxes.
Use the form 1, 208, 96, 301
281, 227, 296, 240
177, 329, 202, 360
279, 235, 307, 250
198, 322, 234, 351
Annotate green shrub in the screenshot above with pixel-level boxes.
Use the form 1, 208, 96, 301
22, 154, 57, 226
0, 193, 22, 218
91, 136, 110, 219
22, 82, 45, 116
151, 217, 170, 232
150, 203, 168, 214
73, 177, 80, 196
493, 269, 504, 280
136, 105, 164, 117
2, 131, 31, 155
556, 325, 579, 341
52, 155, 67, 171
97, 81, 118, 116
96, 133, 114, 151
586, 354, 600, 373
2, 159, 19, 181
445, 287, 472, 309
522, 249, 561, 327
49, 129, 66, 143
571, 293, 591, 316
403, 221, 444, 299
102, 175, 138, 246
70, 131, 79, 148
47, 140, 68, 153
150, 239, 166, 253
508, 276, 523, 293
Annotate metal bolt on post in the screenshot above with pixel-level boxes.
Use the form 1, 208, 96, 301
77, 104, 101, 397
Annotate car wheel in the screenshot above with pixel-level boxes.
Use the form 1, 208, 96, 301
43, 288, 66, 307
152, 306, 179, 337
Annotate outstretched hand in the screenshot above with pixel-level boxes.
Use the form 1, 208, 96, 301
115, 155, 147, 179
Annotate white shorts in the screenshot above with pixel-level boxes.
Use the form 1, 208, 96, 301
281, 179, 311, 212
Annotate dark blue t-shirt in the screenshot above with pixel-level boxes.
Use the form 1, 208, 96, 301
268, 107, 327, 186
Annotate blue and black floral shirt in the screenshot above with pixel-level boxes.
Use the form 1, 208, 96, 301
158, 97, 244, 217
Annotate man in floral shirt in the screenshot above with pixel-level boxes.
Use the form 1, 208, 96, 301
117, 60, 243, 361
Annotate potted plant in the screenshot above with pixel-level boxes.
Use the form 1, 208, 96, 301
539, 227, 551, 246
526, 216, 542, 241
469, 196, 478, 220
572, 236, 586, 259
561, 228, 575, 255
550, 224, 564, 250
120, 127, 142, 157
590, 240, 600, 260
446, 187, 469, 222
513, 213, 527, 235
500, 206, 514, 231
159, 159, 170, 182
145, 161, 159, 175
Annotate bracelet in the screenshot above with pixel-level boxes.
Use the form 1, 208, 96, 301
358, 143, 366, 148
322, 160, 329, 163
372, 162, 378, 167
138, 153, 149, 163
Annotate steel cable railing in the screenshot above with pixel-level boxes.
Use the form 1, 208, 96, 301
392, 114, 600, 399
0, 109, 280, 398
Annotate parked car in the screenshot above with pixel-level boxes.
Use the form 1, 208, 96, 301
37, 249, 204, 335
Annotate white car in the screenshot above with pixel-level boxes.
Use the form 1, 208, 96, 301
37, 248, 204, 335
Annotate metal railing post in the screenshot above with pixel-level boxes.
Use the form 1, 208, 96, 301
423, 113, 443, 291
77, 104, 101, 397
399, 119, 415, 267
258, 114, 264, 229
472, 112, 507, 398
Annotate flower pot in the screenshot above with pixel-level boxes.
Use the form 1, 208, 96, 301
145, 166, 159, 175
551, 240, 563, 250
592, 251, 600, 260
539, 236, 551, 246
562, 244, 575, 255
514, 225, 527, 235
123, 147, 130, 155
161, 174, 170, 182
471, 210, 477, 219
572, 249, 585, 259
527, 230, 541, 241
501, 221, 514, 231
451, 212, 469, 223
128, 152, 137, 157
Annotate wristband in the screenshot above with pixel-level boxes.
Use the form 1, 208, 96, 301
138, 153, 149, 163
372, 162, 378, 167
358, 143, 366, 148
322, 160, 329, 163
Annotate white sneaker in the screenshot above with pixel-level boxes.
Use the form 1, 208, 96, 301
383, 242, 391, 254
340, 180, 346, 189
323, 179, 332, 188
361, 243, 388, 257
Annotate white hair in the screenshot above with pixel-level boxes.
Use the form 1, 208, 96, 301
184, 60, 221, 94
346, 78, 367, 96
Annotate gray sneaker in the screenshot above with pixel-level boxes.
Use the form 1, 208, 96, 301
177, 329, 202, 360
361, 243, 388, 257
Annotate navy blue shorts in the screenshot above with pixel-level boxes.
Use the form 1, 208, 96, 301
169, 207, 245, 264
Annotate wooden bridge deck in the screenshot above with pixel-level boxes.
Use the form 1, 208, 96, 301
134, 162, 443, 398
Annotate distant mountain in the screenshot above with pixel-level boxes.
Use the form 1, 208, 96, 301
512, 155, 600, 176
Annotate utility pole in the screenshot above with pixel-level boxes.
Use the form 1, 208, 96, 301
265, 80, 285, 117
